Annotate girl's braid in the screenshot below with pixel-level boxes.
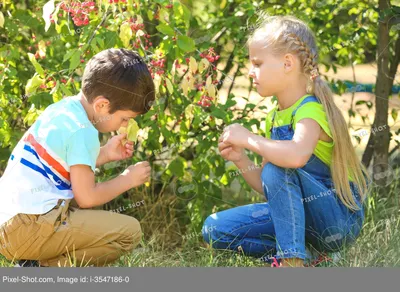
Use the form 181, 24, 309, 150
286, 33, 319, 77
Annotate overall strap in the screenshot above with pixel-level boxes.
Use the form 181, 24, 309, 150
269, 95, 320, 133
289, 95, 320, 129
292, 95, 320, 117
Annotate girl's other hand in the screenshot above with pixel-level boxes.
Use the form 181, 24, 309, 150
221, 123, 251, 148
218, 138, 246, 163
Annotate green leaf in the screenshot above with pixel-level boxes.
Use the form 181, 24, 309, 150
25, 74, 45, 96
69, 50, 81, 71
0, 11, 4, 28
147, 10, 153, 20
156, 23, 175, 36
59, 84, 73, 97
63, 49, 78, 63
224, 99, 237, 109
211, 108, 227, 120
168, 157, 185, 177
391, 109, 398, 122
27, 53, 45, 77
166, 78, 174, 94
96, 37, 104, 48
119, 22, 132, 47
177, 35, 195, 52
181, 3, 191, 27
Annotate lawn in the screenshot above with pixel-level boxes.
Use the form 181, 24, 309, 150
2, 180, 399, 268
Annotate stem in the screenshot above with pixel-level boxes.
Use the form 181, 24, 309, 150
348, 54, 356, 128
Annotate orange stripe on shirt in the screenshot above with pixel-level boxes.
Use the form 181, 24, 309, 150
24, 134, 70, 182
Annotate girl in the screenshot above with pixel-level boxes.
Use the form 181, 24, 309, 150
202, 15, 369, 267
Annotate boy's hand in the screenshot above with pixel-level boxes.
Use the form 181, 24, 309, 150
104, 133, 134, 162
221, 123, 251, 148
123, 161, 151, 188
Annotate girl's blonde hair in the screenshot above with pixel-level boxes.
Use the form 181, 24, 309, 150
248, 15, 369, 211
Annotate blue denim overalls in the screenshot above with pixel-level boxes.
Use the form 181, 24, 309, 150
202, 96, 365, 262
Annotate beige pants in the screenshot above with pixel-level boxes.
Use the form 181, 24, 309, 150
0, 199, 142, 267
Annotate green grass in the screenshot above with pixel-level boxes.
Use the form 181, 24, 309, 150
2, 181, 399, 268
3, 214, 398, 268
115, 212, 400, 267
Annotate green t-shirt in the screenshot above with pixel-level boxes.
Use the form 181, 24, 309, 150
265, 94, 334, 168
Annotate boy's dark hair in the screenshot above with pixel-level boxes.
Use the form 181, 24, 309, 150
81, 48, 155, 114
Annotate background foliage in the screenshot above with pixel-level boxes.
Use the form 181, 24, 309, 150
0, 0, 399, 254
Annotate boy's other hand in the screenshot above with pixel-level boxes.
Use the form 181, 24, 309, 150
123, 161, 151, 188
104, 133, 134, 162
218, 137, 245, 163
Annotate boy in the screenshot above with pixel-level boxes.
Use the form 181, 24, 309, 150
0, 48, 155, 267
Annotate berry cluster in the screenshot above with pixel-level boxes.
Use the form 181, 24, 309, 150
149, 56, 166, 78
134, 35, 152, 50
122, 16, 146, 32
122, 17, 151, 49
131, 22, 145, 32
60, 1, 97, 27
174, 60, 181, 69
197, 95, 213, 107
199, 47, 220, 63
30, 40, 52, 59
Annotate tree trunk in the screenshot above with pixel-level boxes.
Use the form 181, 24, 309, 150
368, 0, 395, 187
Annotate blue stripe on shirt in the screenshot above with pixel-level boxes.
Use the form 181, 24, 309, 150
22, 145, 71, 191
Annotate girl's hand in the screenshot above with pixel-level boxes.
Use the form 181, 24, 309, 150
221, 123, 251, 148
218, 137, 246, 163
104, 133, 134, 162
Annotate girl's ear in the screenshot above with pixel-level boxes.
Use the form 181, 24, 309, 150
283, 53, 296, 73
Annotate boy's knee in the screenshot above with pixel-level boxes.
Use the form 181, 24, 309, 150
122, 217, 142, 251
131, 218, 142, 245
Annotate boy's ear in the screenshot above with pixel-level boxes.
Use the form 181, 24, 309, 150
92, 96, 111, 113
